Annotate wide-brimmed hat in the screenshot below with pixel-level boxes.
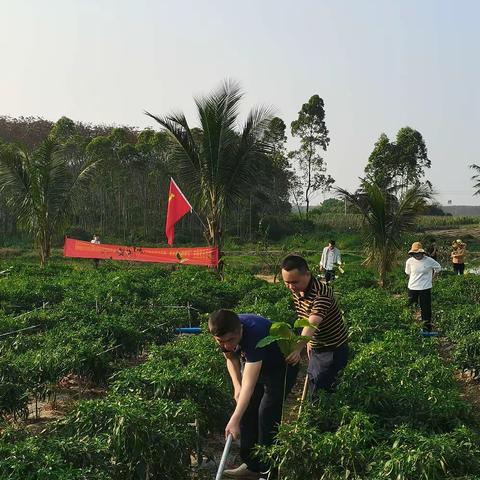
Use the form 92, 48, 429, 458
408, 242, 425, 254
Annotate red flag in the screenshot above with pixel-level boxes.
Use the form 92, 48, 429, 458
165, 178, 192, 245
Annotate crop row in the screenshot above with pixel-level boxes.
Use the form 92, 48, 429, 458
0, 333, 230, 479
0, 262, 263, 419
1, 261, 480, 479
258, 274, 480, 479
434, 275, 480, 377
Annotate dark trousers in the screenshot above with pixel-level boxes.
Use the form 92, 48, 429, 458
307, 343, 349, 398
240, 365, 298, 473
453, 263, 465, 275
325, 270, 335, 282
408, 288, 432, 331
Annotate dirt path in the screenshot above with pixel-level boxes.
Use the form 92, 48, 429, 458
438, 338, 480, 426
423, 225, 480, 238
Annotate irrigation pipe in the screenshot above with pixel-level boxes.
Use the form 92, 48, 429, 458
155, 304, 201, 312
0, 324, 42, 339
215, 434, 233, 480
12, 302, 50, 319
95, 321, 170, 357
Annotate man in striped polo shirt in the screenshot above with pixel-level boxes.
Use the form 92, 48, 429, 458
281, 255, 349, 398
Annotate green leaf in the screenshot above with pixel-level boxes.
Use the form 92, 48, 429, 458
296, 335, 313, 343
256, 335, 283, 348
270, 322, 293, 337
293, 319, 312, 329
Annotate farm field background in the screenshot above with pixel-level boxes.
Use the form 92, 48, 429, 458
0, 228, 480, 480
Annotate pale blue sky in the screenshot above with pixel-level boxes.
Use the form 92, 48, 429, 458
1, 0, 479, 204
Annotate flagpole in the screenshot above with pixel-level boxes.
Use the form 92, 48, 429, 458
169, 177, 208, 234
191, 207, 208, 232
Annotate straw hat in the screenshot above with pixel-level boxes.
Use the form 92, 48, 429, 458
408, 242, 425, 254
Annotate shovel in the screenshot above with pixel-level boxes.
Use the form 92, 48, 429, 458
214, 434, 233, 480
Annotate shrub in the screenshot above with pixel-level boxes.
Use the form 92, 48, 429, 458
371, 425, 480, 479
60, 396, 197, 480
453, 331, 480, 372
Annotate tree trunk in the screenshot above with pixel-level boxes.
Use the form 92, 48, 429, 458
207, 213, 224, 276
379, 261, 387, 288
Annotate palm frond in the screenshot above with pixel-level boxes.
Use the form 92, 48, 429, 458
336, 179, 432, 284
470, 164, 480, 195
145, 110, 202, 198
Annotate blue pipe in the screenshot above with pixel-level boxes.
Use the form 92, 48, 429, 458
420, 331, 439, 337
176, 327, 202, 334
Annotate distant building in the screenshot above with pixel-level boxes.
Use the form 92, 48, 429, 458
441, 205, 480, 216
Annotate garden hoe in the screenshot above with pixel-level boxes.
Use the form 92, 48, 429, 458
214, 433, 233, 480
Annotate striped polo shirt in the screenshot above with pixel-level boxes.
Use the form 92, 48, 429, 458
292, 275, 348, 350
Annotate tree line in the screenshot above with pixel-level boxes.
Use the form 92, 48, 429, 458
0, 83, 335, 261
1, 80, 445, 271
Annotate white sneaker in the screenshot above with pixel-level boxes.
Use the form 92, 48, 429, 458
222, 463, 260, 478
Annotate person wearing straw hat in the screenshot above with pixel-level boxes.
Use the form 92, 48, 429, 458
405, 242, 441, 333
451, 239, 466, 275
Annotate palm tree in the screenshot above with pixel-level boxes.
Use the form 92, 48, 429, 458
0, 137, 99, 266
470, 164, 480, 196
337, 180, 432, 287
145, 81, 272, 256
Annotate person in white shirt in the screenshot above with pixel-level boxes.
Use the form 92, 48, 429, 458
320, 240, 342, 283
405, 242, 441, 333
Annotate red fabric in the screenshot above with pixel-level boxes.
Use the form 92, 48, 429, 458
64, 238, 219, 267
166, 178, 192, 245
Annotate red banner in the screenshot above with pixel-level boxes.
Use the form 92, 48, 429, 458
63, 238, 219, 267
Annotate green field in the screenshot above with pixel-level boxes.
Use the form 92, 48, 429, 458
0, 245, 479, 479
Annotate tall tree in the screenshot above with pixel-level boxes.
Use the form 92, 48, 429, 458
0, 134, 99, 265
337, 180, 432, 287
258, 117, 292, 213
145, 80, 271, 257
365, 127, 431, 189
289, 95, 334, 218
470, 164, 480, 196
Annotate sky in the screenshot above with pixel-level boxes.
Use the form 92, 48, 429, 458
1, 0, 479, 205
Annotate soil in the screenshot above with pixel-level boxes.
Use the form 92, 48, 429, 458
423, 225, 480, 239
17, 354, 147, 431
255, 274, 277, 284
438, 338, 480, 426
22, 374, 107, 434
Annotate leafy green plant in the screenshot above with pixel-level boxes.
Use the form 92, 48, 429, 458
452, 332, 480, 372
256, 319, 312, 357
371, 425, 480, 479
60, 396, 197, 480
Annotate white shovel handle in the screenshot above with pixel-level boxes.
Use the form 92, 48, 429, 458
215, 434, 233, 480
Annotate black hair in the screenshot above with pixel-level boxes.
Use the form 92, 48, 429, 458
281, 255, 309, 274
208, 309, 241, 337
329, 240, 336, 246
